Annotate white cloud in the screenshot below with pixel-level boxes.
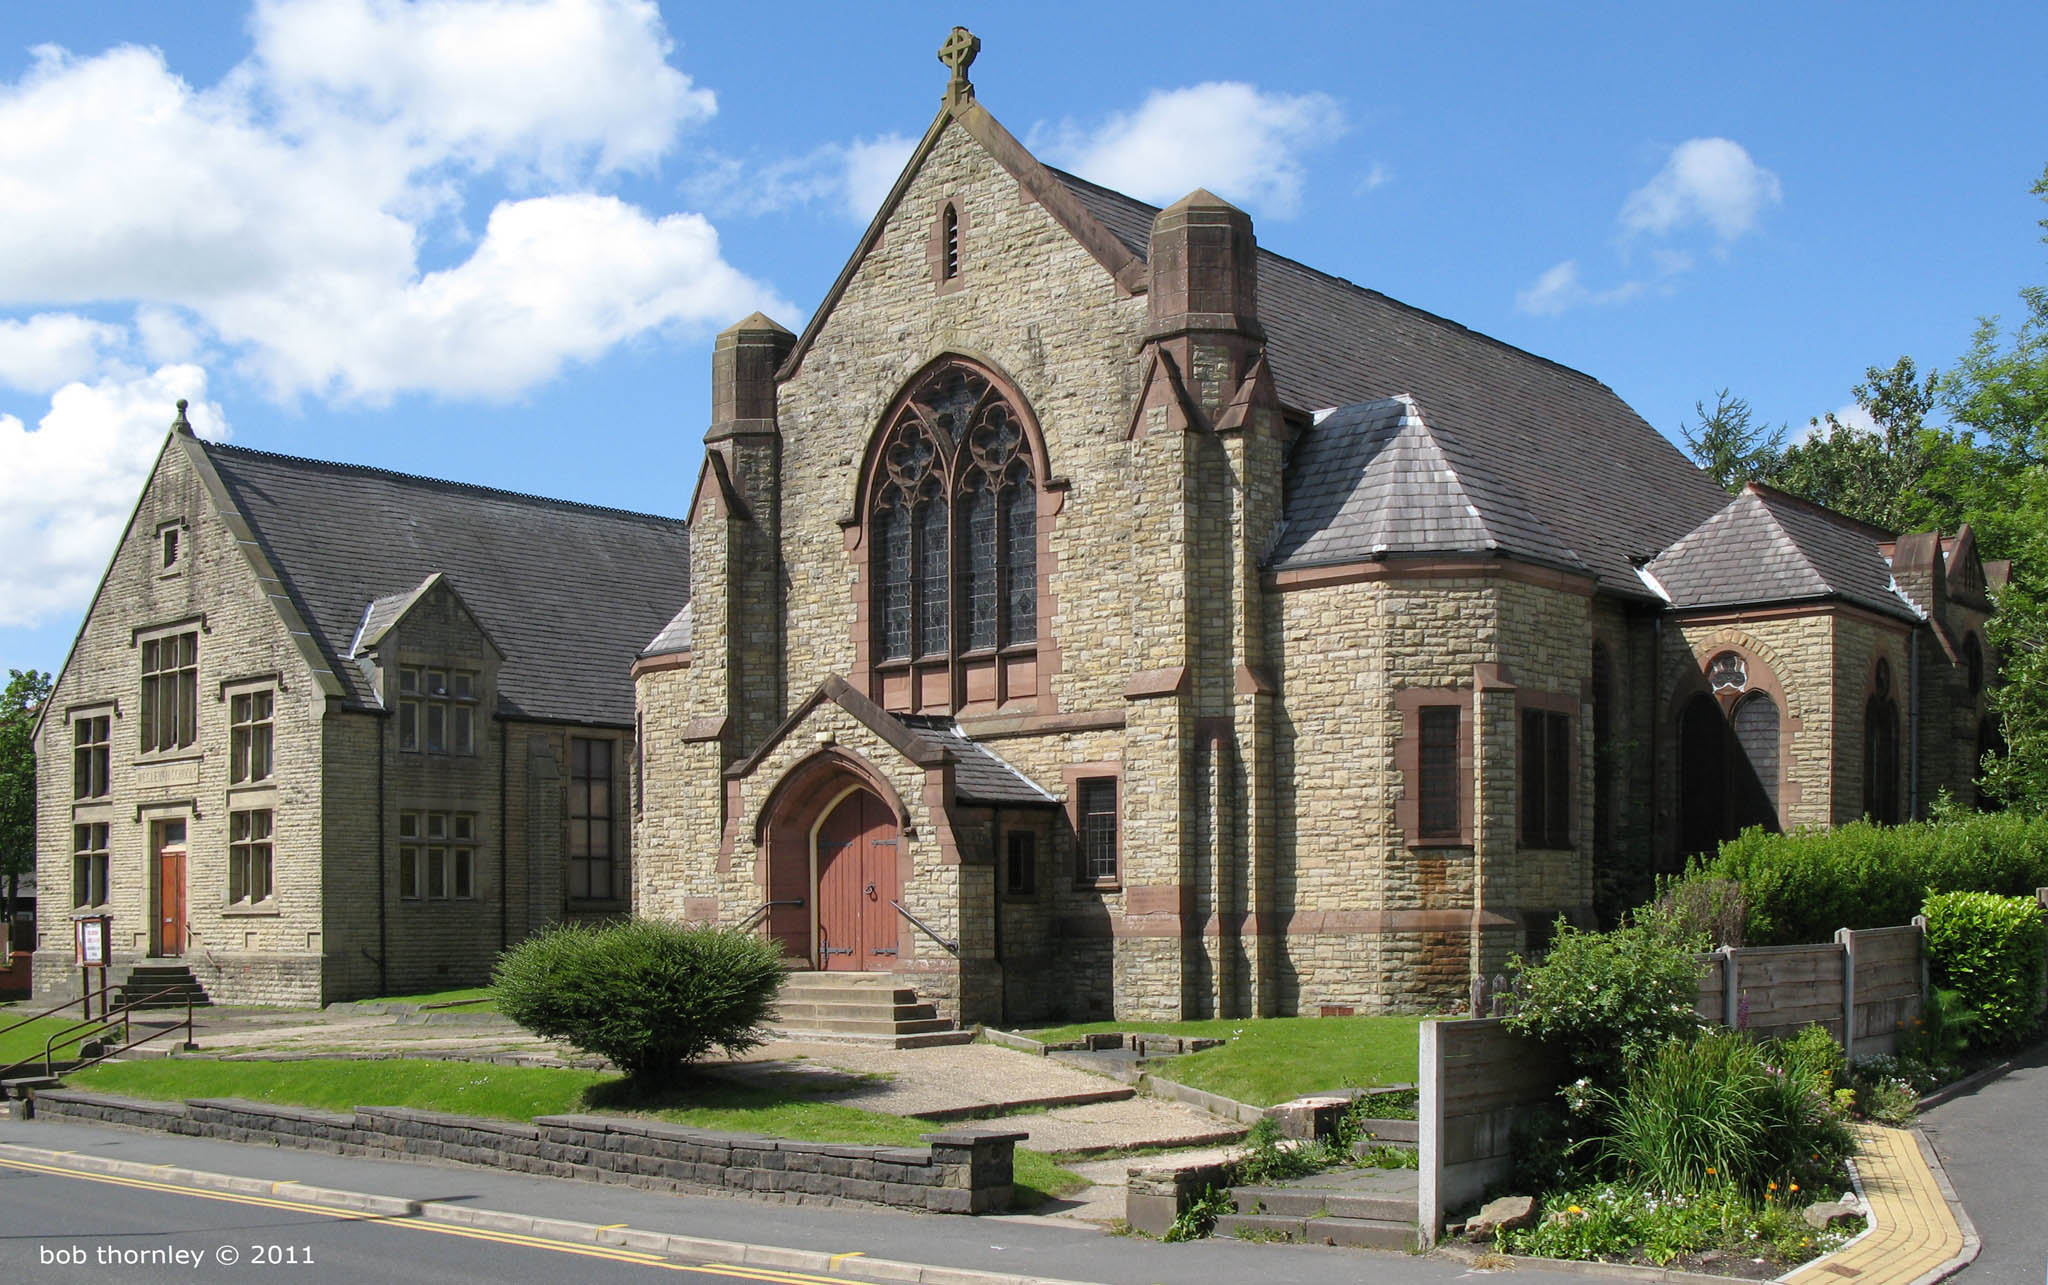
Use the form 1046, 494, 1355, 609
249, 0, 712, 181
1620, 138, 1782, 242
217, 194, 789, 401
842, 135, 917, 222
0, 366, 228, 628
1355, 163, 1393, 195
0, 314, 128, 393
1515, 260, 1644, 317
0, 0, 777, 403
1794, 401, 1879, 445
1035, 82, 1345, 218
685, 132, 916, 224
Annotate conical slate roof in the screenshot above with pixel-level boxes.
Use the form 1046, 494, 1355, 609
1643, 484, 1916, 619
1271, 395, 1587, 574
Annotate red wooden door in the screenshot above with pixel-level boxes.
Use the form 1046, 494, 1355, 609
815, 791, 900, 970
155, 821, 187, 957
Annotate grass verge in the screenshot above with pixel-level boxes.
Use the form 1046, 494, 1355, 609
70, 1057, 1085, 1207
0, 1014, 107, 1070
1019, 1015, 1421, 1106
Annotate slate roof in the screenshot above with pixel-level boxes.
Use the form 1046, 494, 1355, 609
642, 603, 692, 657
1643, 484, 1917, 620
1271, 395, 1587, 574
1049, 168, 1731, 596
201, 441, 691, 725
895, 716, 1059, 806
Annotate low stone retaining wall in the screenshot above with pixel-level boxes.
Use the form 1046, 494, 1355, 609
32, 1090, 1021, 1213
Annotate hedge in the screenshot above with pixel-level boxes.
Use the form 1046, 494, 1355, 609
1922, 891, 2048, 1047
1681, 812, 2048, 946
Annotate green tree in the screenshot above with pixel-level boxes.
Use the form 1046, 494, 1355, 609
1681, 389, 1785, 492
1768, 356, 1949, 532
0, 669, 54, 937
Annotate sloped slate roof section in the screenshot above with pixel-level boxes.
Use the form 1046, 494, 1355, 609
1048, 168, 1728, 596
1272, 395, 1587, 574
895, 716, 1060, 806
643, 602, 692, 657
203, 441, 691, 724
1645, 484, 1915, 620
351, 577, 434, 656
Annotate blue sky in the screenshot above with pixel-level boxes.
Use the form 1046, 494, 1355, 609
3, 1, 2045, 682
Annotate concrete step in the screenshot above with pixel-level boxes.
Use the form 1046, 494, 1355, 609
1214, 1212, 1420, 1251
1353, 1118, 1417, 1144
769, 1000, 938, 1023
1231, 1185, 1414, 1222
774, 1015, 955, 1035
765, 1027, 978, 1049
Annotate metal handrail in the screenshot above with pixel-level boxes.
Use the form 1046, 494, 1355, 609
889, 900, 958, 956
0, 993, 196, 1082
0, 982, 121, 1042
738, 898, 803, 933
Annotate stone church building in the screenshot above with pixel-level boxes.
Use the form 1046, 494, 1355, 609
631, 32, 2001, 1024
33, 414, 689, 1006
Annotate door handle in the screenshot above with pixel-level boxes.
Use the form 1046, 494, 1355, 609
865, 883, 877, 900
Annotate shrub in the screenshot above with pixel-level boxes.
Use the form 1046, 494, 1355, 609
1897, 986, 1975, 1074
1597, 1029, 1851, 1198
492, 919, 785, 1089
1656, 876, 1749, 947
1503, 908, 1709, 1086
1921, 891, 2048, 1047
1678, 812, 2048, 946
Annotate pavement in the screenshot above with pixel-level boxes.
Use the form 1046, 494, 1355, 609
1920, 1038, 2048, 1285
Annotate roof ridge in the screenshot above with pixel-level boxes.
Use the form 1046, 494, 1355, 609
1042, 165, 1618, 395
202, 439, 689, 528
1744, 481, 1899, 542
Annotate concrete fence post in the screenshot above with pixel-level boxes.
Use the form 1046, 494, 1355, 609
1720, 946, 1739, 1029
1418, 1019, 1444, 1244
1836, 927, 1857, 1061
1912, 913, 1931, 1006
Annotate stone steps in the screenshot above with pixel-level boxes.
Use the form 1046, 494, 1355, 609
765, 972, 973, 1047
1230, 1184, 1414, 1223
1212, 1211, 1422, 1251
114, 964, 210, 1012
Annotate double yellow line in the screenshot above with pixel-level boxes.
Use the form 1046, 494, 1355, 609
0, 1156, 857, 1282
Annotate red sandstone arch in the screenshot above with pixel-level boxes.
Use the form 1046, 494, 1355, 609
753, 748, 911, 966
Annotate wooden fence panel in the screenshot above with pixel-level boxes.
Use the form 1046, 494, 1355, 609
1419, 1018, 1563, 1242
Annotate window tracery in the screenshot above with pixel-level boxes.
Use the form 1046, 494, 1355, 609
864, 361, 1041, 711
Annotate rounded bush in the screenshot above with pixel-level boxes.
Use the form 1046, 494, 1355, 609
492, 920, 786, 1088
1922, 890, 2048, 1047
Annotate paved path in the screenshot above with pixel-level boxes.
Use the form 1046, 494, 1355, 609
1784, 1125, 1968, 1285
1921, 1040, 2047, 1285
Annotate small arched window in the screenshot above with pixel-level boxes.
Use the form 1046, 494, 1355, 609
1964, 633, 1984, 696
864, 361, 1040, 712
1864, 659, 1901, 824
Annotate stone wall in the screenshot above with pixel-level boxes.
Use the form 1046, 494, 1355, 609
31, 1090, 1020, 1213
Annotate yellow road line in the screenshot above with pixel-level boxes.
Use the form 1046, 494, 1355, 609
598, 1222, 631, 1230
829, 1251, 866, 1269
699, 1269, 865, 1285
0, 1156, 845, 1281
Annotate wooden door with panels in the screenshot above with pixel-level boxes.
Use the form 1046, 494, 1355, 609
814, 790, 901, 971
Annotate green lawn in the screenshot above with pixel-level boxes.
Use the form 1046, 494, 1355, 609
0, 1014, 108, 1070
1018, 1015, 1421, 1107
70, 1057, 1085, 1206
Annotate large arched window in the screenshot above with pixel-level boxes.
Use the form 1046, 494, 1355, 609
863, 361, 1040, 713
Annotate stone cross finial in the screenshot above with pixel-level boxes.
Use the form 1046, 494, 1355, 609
938, 26, 979, 106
